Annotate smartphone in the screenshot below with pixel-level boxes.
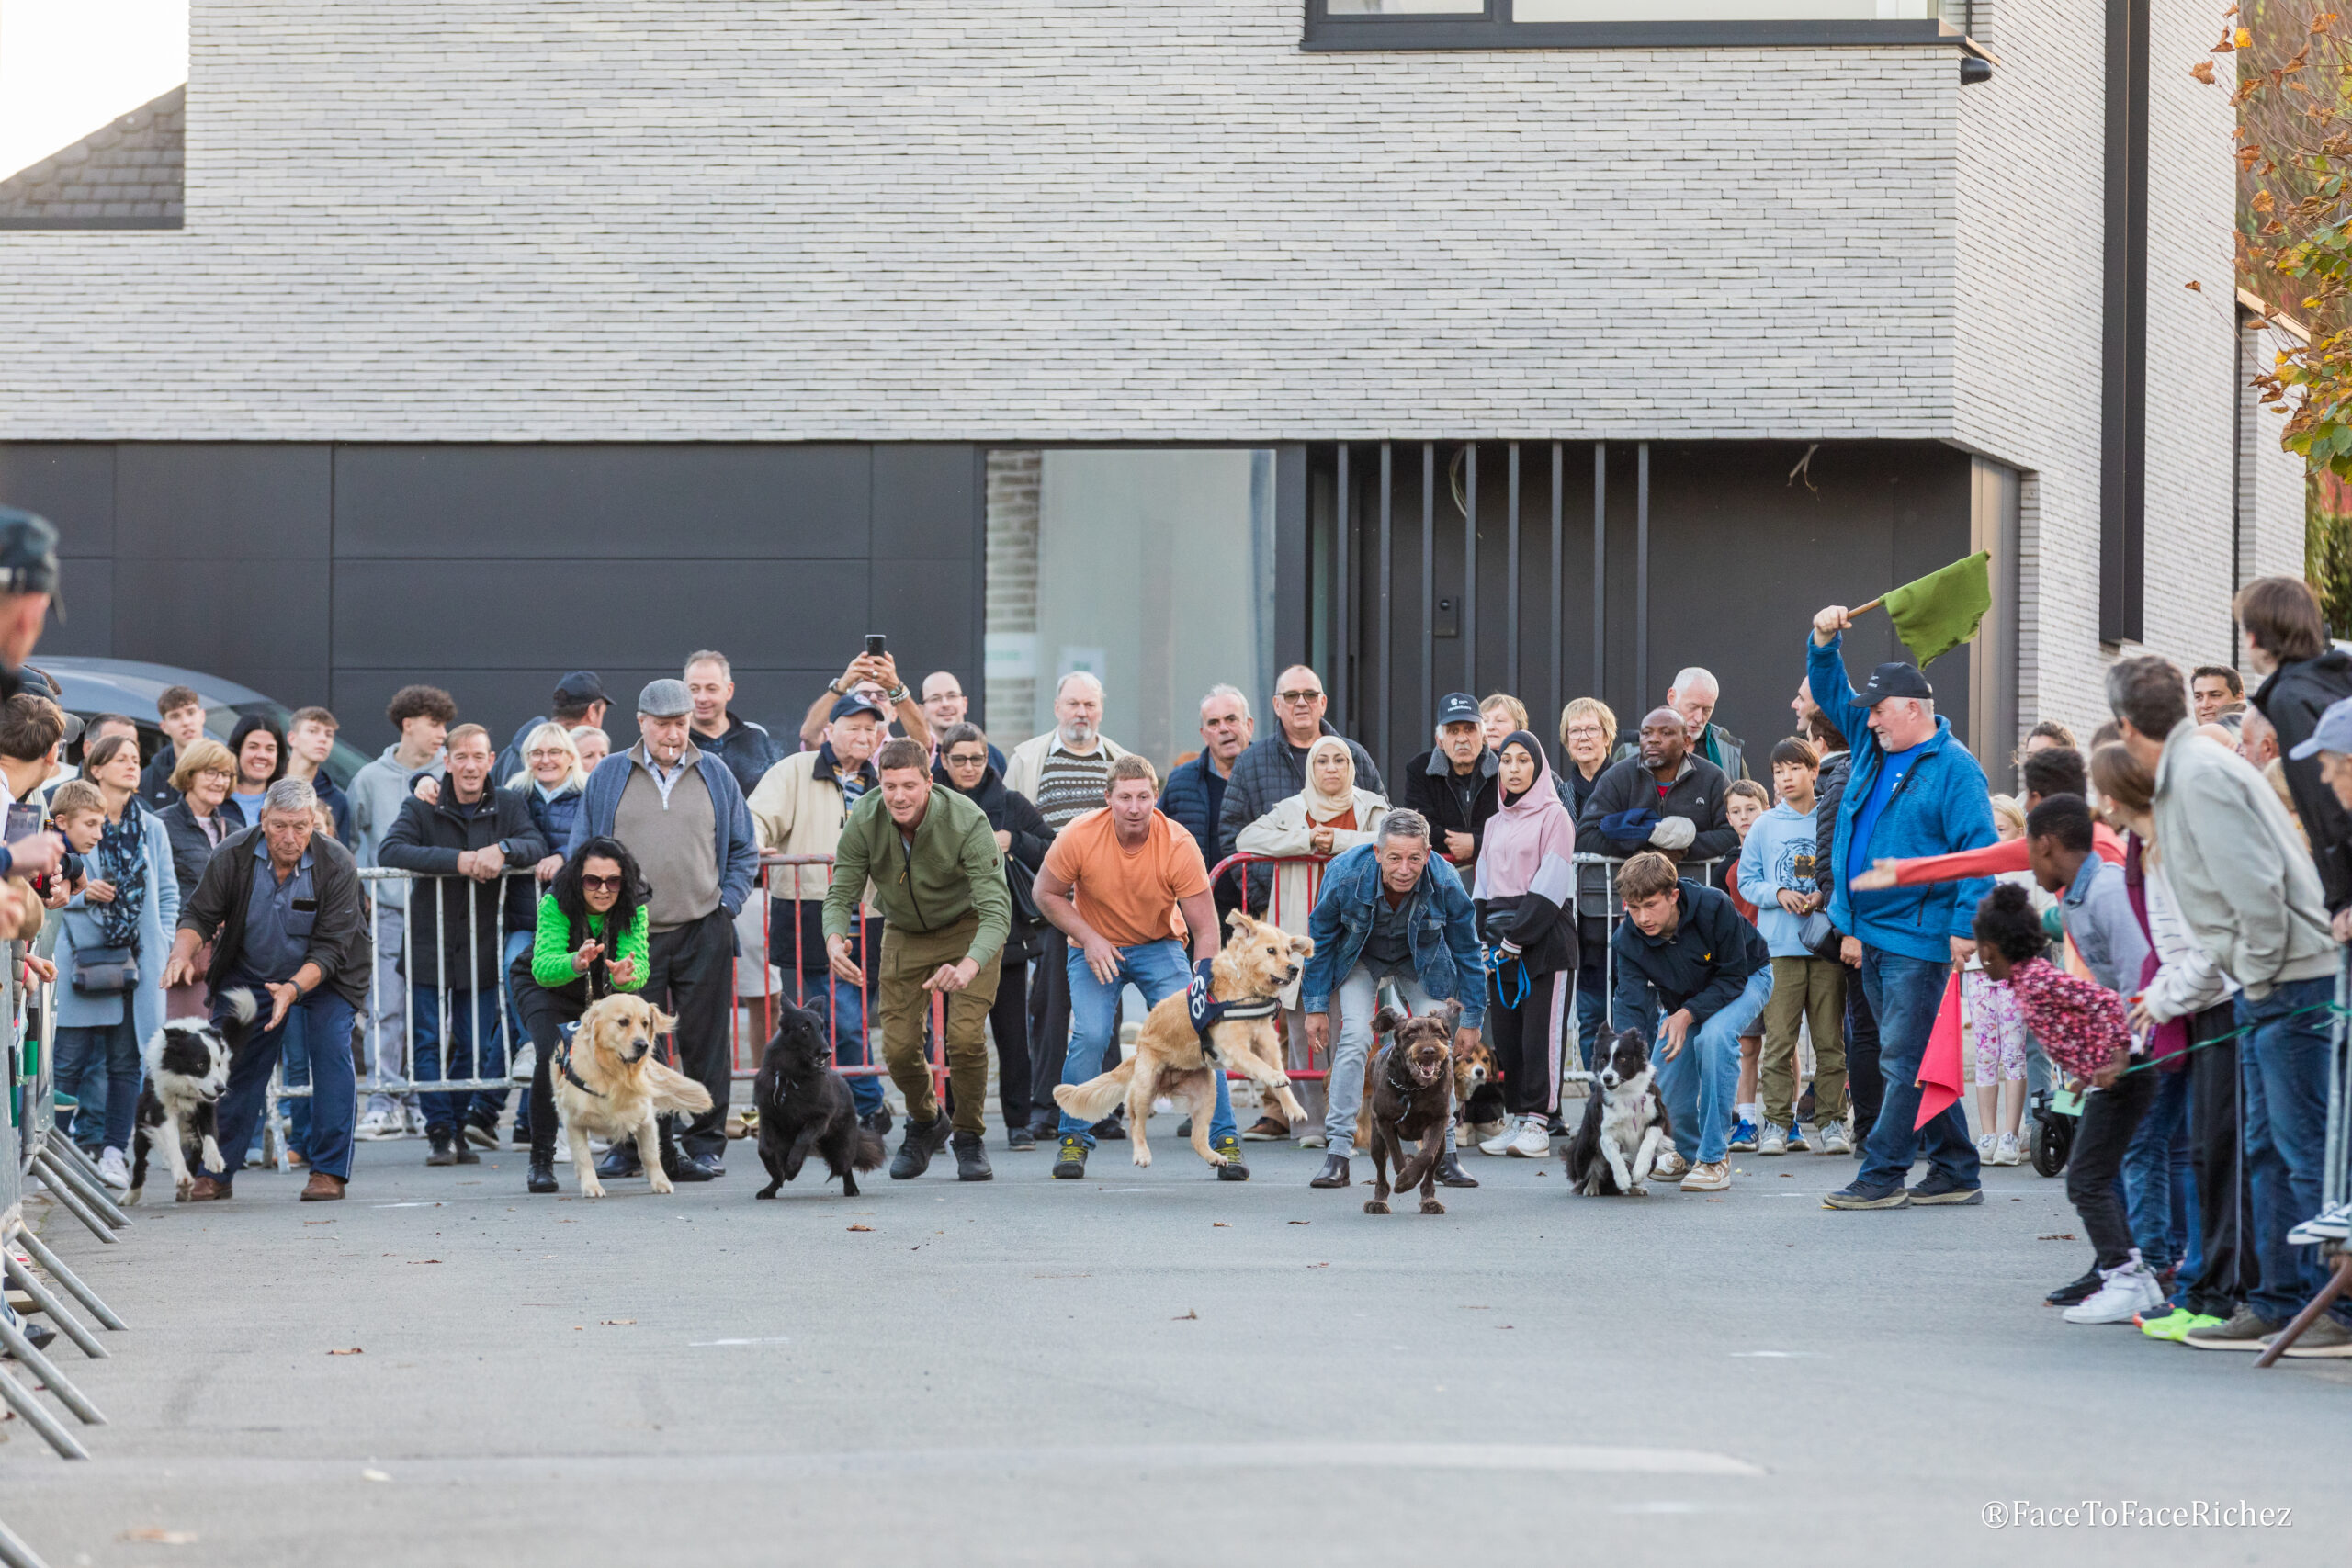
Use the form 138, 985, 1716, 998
865, 633, 888, 659
4, 803, 40, 844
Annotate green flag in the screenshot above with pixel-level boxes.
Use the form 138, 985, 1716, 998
1880, 550, 1992, 668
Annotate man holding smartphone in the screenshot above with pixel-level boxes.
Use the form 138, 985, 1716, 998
796, 636, 933, 752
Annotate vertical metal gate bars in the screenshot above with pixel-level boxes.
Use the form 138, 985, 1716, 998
1592, 443, 1607, 710
1377, 442, 1393, 770
1634, 442, 1651, 706
1462, 443, 1477, 694
1419, 442, 1434, 732
1506, 444, 1521, 701
1335, 444, 1351, 735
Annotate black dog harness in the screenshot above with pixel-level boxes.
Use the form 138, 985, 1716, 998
1186, 959, 1279, 1065
552, 1021, 604, 1100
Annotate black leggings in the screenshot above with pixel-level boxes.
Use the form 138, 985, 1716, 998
2066, 1067, 2158, 1269
517, 980, 586, 1164
1488, 965, 1566, 1118
1845, 973, 1883, 1141
988, 958, 1034, 1127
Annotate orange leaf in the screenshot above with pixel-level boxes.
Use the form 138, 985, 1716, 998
2192, 59, 2218, 83
2236, 26, 2253, 46
2187, 280, 2204, 291
2254, 188, 2277, 212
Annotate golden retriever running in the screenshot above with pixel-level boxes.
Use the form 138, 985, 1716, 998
1053, 910, 1314, 1171
554, 994, 715, 1198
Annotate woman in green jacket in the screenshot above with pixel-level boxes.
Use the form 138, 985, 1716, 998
514, 835, 650, 1193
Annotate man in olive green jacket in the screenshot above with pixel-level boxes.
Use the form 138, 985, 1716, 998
823, 738, 1012, 1180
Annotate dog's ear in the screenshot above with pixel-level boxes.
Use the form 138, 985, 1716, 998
1225, 908, 1250, 935
651, 1007, 679, 1037
1370, 1005, 1405, 1038
1289, 932, 1315, 958
1437, 998, 1463, 1032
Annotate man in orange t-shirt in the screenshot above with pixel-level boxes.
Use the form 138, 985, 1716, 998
1035, 753, 1238, 1181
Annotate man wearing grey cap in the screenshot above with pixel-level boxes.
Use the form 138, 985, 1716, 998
567, 679, 761, 1182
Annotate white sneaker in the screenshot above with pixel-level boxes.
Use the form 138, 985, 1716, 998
2289, 1200, 2352, 1246
1679, 1159, 1730, 1192
1973, 1133, 1996, 1161
1815, 1119, 1850, 1156
2063, 1260, 2164, 1325
1477, 1122, 1518, 1157
1993, 1132, 2022, 1167
1298, 1131, 1328, 1150
96, 1147, 130, 1190
510, 1044, 537, 1085
1651, 1148, 1690, 1181
406, 1105, 429, 1136
552, 1138, 571, 1164
1507, 1115, 1551, 1158
355, 1109, 401, 1141
1758, 1123, 1789, 1156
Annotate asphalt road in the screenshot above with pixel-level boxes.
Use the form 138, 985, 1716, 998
5, 1123, 2346, 1567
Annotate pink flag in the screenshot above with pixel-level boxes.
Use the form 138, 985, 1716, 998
1914, 971, 1965, 1130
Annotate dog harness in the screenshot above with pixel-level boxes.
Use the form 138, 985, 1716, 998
551, 1021, 604, 1100
1185, 958, 1280, 1063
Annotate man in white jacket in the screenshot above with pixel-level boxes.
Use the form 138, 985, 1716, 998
2110, 654, 2350, 1357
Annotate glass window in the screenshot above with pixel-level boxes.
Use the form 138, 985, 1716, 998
986, 450, 1275, 777
1512, 1, 1941, 17
1326, 1, 1487, 12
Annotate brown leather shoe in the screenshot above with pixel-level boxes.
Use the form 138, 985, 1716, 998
1241, 1116, 1289, 1142
187, 1176, 232, 1201
300, 1173, 346, 1202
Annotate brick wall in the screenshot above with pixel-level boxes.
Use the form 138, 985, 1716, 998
0, 3, 1957, 441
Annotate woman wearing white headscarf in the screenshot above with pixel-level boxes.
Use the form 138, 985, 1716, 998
1235, 735, 1388, 1144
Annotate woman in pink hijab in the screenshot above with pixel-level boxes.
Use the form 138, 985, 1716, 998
1472, 730, 1580, 1160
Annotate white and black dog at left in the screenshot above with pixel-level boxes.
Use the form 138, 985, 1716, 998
1564, 1023, 1673, 1197
127, 987, 259, 1204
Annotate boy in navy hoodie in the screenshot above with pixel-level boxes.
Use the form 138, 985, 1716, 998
1737, 737, 1849, 1157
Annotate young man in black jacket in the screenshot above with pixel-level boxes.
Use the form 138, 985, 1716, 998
163, 777, 373, 1202
376, 723, 548, 1165
935, 723, 1049, 1149
1402, 691, 1499, 875
2236, 575, 2352, 924
1608, 852, 1772, 1194
1576, 706, 1737, 879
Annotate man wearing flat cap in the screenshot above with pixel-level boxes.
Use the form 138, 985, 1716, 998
568, 678, 760, 1182
1806, 604, 1997, 1213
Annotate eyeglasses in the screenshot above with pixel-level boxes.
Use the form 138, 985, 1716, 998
1566, 725, 1605, 739
581, 874, 622, 892
199, 768, 233, 783
1275, 689, 1324, 705
945, 752, 989, 768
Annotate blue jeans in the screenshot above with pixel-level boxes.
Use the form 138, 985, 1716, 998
1641, 968, 1772, 1166
56, 1019, 140, 1154
212, 989, 358, 1181
1853, 948, 1980, 1193
1574, 977, 1605, 1074
412, 986, 505, 1134
790, 969, 884, 1117
2234, 976, 2352, 1326
1060, 938, 1235, 1149
2122, 1065, 2195, 1274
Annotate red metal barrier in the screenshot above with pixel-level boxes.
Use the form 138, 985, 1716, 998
735, 853, 946, 1111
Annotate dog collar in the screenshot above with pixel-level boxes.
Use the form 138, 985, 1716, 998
1186, 959, 1281, 1059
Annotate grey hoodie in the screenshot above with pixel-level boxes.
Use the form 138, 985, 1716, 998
2151, 718, 2336, 999
348, 742, 446, 911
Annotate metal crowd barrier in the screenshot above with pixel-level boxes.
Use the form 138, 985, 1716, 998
267, 860, 951, 1154
2256, 943, 2352, 1366
1575, 851, 1724, 1031
1, 933, 133, 1482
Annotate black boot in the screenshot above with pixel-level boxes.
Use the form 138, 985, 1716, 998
453, 1134, 481, 1166
1436, 1151, 1479, 1189
1212, 1133, 1250, 1182
425, 1129, 458, 1167
890, 1113, 953, 1179
1309, 1154, 1351, 1189
526, 1156, 557, 1194
952, 1130, 993, 1182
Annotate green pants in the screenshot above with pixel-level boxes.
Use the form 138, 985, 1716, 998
876, 914, 1001, 1135
1761, 955, 1848, 1128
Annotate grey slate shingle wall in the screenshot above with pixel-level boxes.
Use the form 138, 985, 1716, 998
0, 84, 184, 230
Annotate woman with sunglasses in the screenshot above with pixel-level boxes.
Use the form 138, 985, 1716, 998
513, 835, 650, 1193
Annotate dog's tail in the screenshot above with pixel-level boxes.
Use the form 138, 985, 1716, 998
215, 986, 263, 1053
853, 1131, 887, 1171
1050, 1058, 1135, 1124
641, 1059, 716, 1117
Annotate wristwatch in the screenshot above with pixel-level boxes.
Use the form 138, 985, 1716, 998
828, 677, 850, 697
886, 685, 909, 705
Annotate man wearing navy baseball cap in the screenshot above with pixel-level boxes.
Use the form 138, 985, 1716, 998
1806, 603, 1998, 1212
0, 507, 62, 707
1404, 692, 1500, 872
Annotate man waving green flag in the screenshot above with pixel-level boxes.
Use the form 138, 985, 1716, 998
1876, 551, 1993, 668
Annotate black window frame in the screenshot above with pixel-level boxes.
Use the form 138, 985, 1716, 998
1304, 0, 1970, 51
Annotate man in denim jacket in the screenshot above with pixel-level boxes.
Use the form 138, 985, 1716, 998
1300, 809, 1487, 1190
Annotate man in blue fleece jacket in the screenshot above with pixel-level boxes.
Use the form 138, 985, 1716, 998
1806, 604, 1997, 1210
